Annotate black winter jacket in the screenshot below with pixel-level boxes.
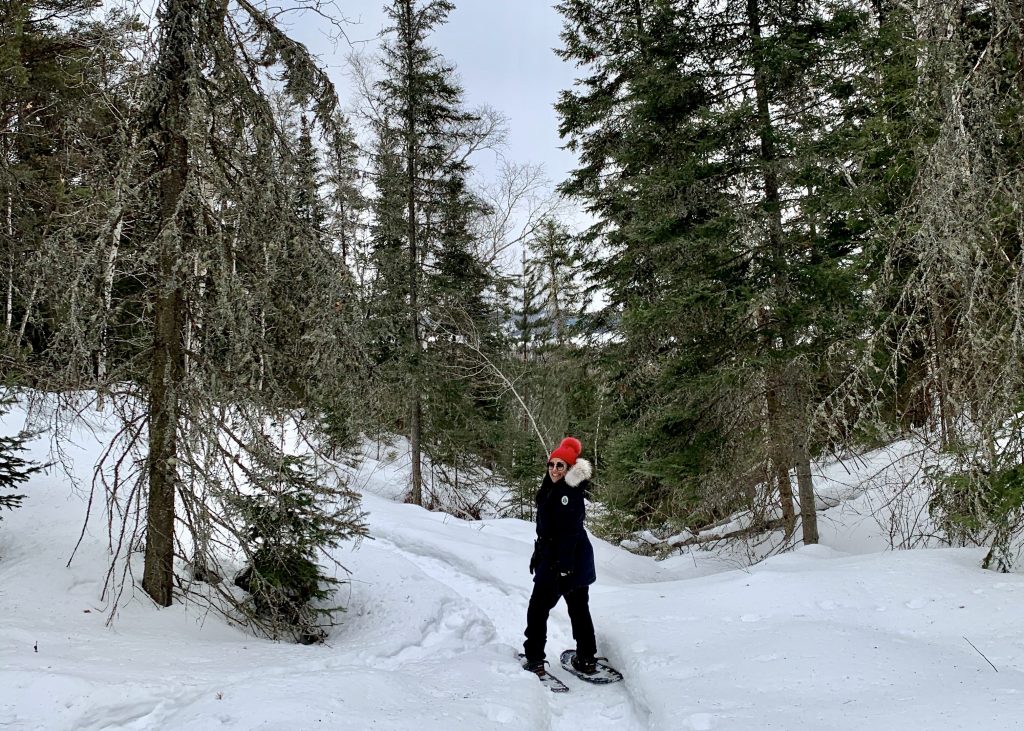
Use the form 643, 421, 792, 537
532, 458, 596, 592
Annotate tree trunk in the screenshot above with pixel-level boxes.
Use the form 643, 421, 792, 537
96, 130, 138, 404
409, 391, 423, 505
929, 294, 953, 446
789, 361, 818, 543
403, 0, 423, 506
96, 212, 122, 408
746, 0, 817, 544
258, 232, 269, 390
521, 248, 529, 364
764, 372, 796, 538
5, 186, 12, 332
795, 436, 818, 544
4, 258, 10, 333
546, 252, 562, 346
144, 223, 185, 606
15, 278, 37, 348
142, 0, 194, 606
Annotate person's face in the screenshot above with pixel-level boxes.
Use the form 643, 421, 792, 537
547, 460, 567, 483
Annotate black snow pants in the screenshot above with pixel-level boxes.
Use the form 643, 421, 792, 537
523, 581, 596, 664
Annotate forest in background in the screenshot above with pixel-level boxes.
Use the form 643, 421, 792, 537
2, 0, 1023, 640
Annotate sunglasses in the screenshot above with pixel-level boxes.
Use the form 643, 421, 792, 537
547, 461, 567, 470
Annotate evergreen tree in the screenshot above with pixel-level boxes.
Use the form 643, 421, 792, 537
556, 0, 746, 528
365, 119, 411, 430
323, 112, 367, 271
421, 172, 505, 495
0, 395, 42, 527
230, 442, 367, 643
11, 0, 373, 633
292, 114, 326, 246
515, 217, 589, 445
368, 0, 498, 506
524, 218, 581, 350
515, 247, 546, 364
556, 0, 871, 539
0, 0, 137, 364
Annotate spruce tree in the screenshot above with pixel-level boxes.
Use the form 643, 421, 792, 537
526, 218, 580, 350
323, 112, 368, 272
229, 436, 367, 643
365, 119, 411, 431
422, 173, 506, 500
517, 217, 588, 445
14, 0, 373, 634
0, 0, 137, 364
556, 0, 871, 539
0, 396, 42, 527
368, 0, 498, 506
556, 0, 748, 528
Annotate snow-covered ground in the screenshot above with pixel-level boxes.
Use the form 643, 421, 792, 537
2, 403, 1023, 730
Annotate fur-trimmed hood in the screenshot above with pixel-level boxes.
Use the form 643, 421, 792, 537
565, 458, 592, 488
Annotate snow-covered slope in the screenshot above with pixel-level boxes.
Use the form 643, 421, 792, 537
2, 404, 1023, 730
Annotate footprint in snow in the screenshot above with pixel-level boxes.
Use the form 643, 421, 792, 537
685, 712, 716, 730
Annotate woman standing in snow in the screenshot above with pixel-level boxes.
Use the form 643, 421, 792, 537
522, 436, 599, 676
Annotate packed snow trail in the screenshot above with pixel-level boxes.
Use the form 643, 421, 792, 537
358, 492, 651, 731
7, 409, 1024, 730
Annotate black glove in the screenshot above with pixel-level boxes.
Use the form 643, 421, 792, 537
529, 541, 539, 574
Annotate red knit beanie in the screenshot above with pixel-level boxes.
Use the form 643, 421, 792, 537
549, 437, 582, 467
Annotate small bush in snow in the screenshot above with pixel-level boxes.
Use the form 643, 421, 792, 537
230, 453, 367, 643
0, 396, 43, 528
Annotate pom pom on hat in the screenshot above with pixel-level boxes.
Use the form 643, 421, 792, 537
549, 437, 582, 467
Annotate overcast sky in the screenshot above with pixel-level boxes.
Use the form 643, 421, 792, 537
290, 0, 581, 189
